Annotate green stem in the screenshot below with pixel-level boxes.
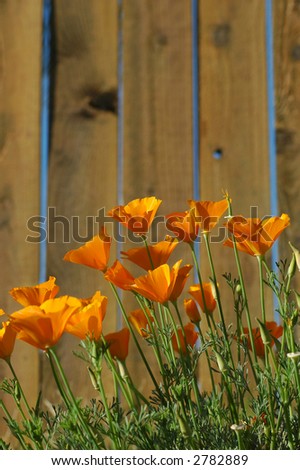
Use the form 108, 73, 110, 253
195, 322, 216, 394
47, 347, 98, 448
109, 282, 162, 396
0, 399, 28, 449
7, 359, 33, 418
203, 233, 235, 370
257, 256, 266, 324
135, 295, 170, 396
226, 197, 258, 373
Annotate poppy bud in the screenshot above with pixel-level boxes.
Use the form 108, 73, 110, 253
256, 318, 272, 346
289, 242, 300, 272
214, 350, 227, 373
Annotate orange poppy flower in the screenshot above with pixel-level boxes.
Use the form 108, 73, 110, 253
169, 264, 193, 302
104, 260, 135, 290
132, 260, 187, 304
63, 228, 111, 271
184, 298, 201, 323
9, 296, 81, 350
128, 308, 154, 337
9, 276, 60, 307
188, 199, 229, 233
166, 209, 198, 243
104, 327, 130, 361
224, 214, 290, 257
171, 323, 198, 355
65, 294, 107, 340
78, 291, 107, 321
121, 238, 178, 271
108, 196, 162, 234
242, 321, 283, 357
189, 283, 216, 314
0, 319, 17, 360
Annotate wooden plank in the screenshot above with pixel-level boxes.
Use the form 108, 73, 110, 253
199, 0, 271, 388
122, 0, 194, 396
273, 0, 300, 286
43, 0, 118, 404
0, 0, 42, 438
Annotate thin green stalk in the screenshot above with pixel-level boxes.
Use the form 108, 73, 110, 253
0, 399, 28, 449
195, 321, 216, 394
47, 347, 98, 448
7, 359, 33, 418
226, 197, 258, 372
203, 233, 235, 370
135, 295, 170, 395
257, 256, 266, 324
268, 345, 295, 450
95, 365, 121, 449
190, 243, 213, 329
142, 236, 155, 270
109, 282, 162, 396
48, 351, 72, 408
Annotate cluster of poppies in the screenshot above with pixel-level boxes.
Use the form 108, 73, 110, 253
0, 196, 290, 364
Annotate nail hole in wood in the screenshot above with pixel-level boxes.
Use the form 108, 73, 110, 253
213, 148, 223, 160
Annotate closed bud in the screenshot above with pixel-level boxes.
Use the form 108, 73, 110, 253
289, 242, 300, 272
88, 367, 99, 390
235, 283, 242, 295
176, 410, 191, 439
14, 380, 21, 403
287, 351, 300, 362
294, 290, 300, 310
117, 360, 128, 380
287, 254, 296, 279
214, 350, 227, 373
256, 318, 272, 346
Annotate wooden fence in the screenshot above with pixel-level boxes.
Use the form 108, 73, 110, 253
1, 0, 300, 438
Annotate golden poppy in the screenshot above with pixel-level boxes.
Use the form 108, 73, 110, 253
104, 328, 130, 361
128, 308, 154, 338
184, 298, 201, 323
132, 260, 187, 304
169, 264, 193, 302
166, 209, 198, 243
0, 319, 17, 360
108, 196, 162, 234
171, 323, 198, 355
188, 199, 229, 233
63, 228, 111, 271
9, 276, 60, 307
78, 291, 107, 321
9, 296, 81, 350
189, 283, 216, 314
65, 294, 107, 341
242, 321, 283, 357
224, 214, 290, 257
121, 238, 178, 271
104, 260, 135, 290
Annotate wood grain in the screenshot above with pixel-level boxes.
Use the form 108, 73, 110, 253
274, 0, 300, 284
0, 0, 42, 439
122, 0, 194, 396
43, 0, 118, 405
199, 0, 272, 389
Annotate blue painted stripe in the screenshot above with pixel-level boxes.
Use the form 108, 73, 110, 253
117, 0, 124, 330
265, 0, 279, 318
191, 0, 200, 279
39, 0, 52, 283
191, 0, 200, 202
117, 0, 124, 208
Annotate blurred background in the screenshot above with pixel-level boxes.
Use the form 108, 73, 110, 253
1, 0, 300, 437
